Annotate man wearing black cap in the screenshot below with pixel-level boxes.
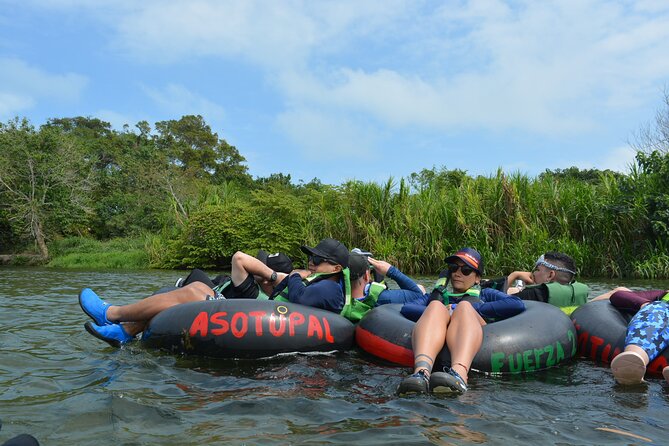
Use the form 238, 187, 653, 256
78, 249, 294, 347
273, 238, 351, 313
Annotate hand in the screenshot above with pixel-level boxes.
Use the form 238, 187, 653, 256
509, 271, 534, 285
367, 257, 392, 276
291, 269, 312, 279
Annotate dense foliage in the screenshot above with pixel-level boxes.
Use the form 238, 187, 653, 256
2, 98, 669, 277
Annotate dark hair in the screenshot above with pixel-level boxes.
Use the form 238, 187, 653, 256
544, 251, 576, 284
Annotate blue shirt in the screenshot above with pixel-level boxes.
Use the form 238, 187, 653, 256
401, 287, 525, 322
286, 273, 344, 313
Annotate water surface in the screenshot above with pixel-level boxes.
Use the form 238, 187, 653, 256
1, 268, 668, 445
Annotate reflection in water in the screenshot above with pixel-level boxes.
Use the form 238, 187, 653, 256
0, 268, 667, 445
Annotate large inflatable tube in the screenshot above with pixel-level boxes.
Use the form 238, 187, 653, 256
571, 300, 669, 375
142, 299, 355, 358
355, 301, 577, 374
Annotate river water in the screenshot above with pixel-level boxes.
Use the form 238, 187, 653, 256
1, 267, 668, 445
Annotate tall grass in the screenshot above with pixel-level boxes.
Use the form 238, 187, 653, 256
145, 167, 665, 278
293, 170, 658, 278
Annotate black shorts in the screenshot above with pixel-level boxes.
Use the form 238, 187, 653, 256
223, 274, 260, 299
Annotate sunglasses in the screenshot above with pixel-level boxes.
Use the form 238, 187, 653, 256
447, 263, 476, 276
309, 255, 338, 266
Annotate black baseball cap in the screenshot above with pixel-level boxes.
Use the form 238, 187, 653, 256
257, 250, 293, 273
349, 252, 370, 280
300, 238, 349, 268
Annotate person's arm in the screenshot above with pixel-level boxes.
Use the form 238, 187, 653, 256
589, 286, 631, 301
505, 271, 534, 292
610, 289, 667, 312
377, 288, 427, 305
287, 276, 344, 312
400, 302, 429, 321
471, 288, 526, 321
386, 266, 423, 293
513, 285, 549, 302
375, 266, 426, 305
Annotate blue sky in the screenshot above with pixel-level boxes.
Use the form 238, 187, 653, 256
1, 0, 669, 185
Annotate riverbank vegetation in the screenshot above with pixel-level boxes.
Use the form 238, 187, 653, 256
2, 95, 669, 278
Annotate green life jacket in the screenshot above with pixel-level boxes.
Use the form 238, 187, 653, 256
432, 276, 481, 304
661, 292, 669, 302
339, 281, 388, 322
340, 268, 381, 323
366, 281, 387, 303
541, 281, 589, 313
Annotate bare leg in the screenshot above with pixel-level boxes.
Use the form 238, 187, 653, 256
121, 321, 147, 336
446, 301, 485, 383
590, 286, 632, 301
106, 282, 213, 323
624, 345, 650, 364
411, 300, 450, 376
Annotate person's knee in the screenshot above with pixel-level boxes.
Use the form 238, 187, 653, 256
232, 251, 248, 267
456, 300, 475, 311
185, 282, 213, 299
425, 301, 449, 319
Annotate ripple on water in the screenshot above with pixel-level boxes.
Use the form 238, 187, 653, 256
1, 268, 668, 445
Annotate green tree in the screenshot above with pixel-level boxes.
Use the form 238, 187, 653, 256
0, 119, 92, 258
539, 166, 624, 184
409, 166, 468, 191
154, 115, 251, 186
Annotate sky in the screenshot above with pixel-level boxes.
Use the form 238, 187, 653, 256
1, 0, 669, 185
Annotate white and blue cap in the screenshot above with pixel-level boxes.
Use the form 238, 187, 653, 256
351, 248, 373, 256
535, 254, 575, 275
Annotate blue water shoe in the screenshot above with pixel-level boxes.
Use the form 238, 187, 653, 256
84, 321, 134, 348
79, 288, 112, 325
397, 369, 430, 395
430, 367, 468, 393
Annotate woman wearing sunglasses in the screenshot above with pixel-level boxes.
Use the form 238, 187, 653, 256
398, 248, 525, 395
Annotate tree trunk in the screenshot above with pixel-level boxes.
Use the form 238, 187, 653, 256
33, 219, 49, 259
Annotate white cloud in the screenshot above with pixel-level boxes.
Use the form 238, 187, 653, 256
555, 145, 637, 174
95, 109, 141, 131
9, 1, 669, 140
110, 0, 406, 67
0, 57, 88, 119
141, 83, 226, 123
599, 146, 637, 173
266, 1, 669, 138
0, 92, 34, 118
275, 107, 378, 160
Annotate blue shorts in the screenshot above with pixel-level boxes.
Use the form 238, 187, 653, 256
625, 301, 669, 361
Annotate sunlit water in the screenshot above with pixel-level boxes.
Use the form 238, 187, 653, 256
1, 267, 668, 445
